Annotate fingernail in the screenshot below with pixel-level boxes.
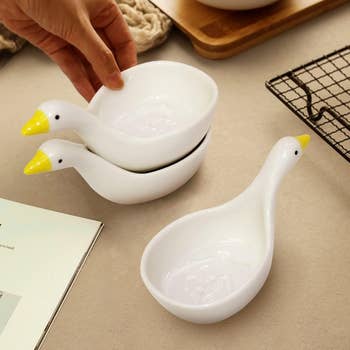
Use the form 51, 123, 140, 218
106, 71, 124, 89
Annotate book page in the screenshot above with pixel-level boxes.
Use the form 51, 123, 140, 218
0, 198, 103, 350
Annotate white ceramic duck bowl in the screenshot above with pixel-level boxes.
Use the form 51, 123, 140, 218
196, 0, 279, 10
22, 61, 218, 172
141, 135, 310, 323
23, 132, 210, 205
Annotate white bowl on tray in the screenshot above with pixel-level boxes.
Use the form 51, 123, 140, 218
196, 0, 280, 10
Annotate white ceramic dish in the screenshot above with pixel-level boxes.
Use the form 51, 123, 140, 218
22, 61, 218, 172
23, 132, 210, 205
141, 135, 310, 323
196, 0, 279, 10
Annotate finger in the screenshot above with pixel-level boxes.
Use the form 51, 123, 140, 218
94, 28, 118, 88
77, 49, 102, 92
92, 2, 137, 71
3, 17, 64, 54
3, 19, 96, 101
86, 63, 103, 92
97, 28, 112, 49
49, 46, 96, 101
70, 19, 124, 90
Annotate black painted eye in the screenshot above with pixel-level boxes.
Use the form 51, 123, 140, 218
294, 150, 298, 156
55, 115, 60, 120
58, 159, 63, 164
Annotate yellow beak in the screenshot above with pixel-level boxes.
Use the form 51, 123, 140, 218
21, 110, 49, 135
24, 150, 52, 175
295, 134, 311, 151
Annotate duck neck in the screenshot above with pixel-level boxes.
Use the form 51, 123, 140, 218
66, 103, 122, 148
251, 143, 296, 208
54, 141, 88, 170
66, 103, 101, 131
62, 141, 113, 175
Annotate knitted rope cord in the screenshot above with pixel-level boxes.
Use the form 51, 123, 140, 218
117, 0, 172, 53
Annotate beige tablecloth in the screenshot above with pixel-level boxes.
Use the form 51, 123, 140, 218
0, 2, 349, 349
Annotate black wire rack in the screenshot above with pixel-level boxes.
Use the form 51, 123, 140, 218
266, 45, 350, 163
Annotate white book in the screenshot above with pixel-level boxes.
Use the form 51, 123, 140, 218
0, 198, 103, 350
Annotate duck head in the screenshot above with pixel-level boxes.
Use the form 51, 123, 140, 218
23, 139, 85, 175
21, 101, 87, 135
254, 134, 311, 197
270, 134, 310, 170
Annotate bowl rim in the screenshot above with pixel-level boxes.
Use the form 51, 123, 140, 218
140, 201, 274, 312
88, 60, 218, 144
93, 130, 211, 176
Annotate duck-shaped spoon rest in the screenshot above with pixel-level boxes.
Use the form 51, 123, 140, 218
141, 135, 310, 323
21, 61, 218, 172
23, 133, 210, 205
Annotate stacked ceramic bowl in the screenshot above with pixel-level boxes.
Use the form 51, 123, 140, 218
21, 61, 218, 204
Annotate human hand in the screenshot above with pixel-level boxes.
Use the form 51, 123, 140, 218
0, 0, 137, 101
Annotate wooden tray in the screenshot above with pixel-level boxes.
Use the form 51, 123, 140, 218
150, 0, 349, 59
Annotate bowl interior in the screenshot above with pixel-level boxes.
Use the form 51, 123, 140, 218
89, 61, 217, 139
142, 196, 267, 306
